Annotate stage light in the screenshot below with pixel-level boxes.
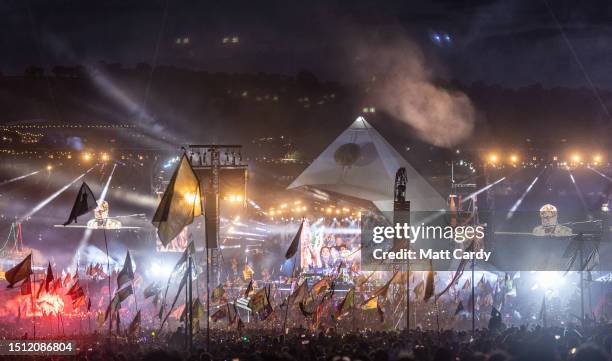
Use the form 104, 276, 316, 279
183, 191, 198, 204
594, 154, 602, 163
82, 152, 91, 161
149, 261, 173, 280
488, 154, 498, 163
101, 153, 109, 161
326, 208, 332, 214
509, 155, 518, 163
46, 164, 53, 171
571, 154, 581, 163
536, 271, 566, 289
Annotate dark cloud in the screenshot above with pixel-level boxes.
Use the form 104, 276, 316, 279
2, 0, 612, 88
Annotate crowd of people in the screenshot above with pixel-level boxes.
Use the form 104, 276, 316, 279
3, 325, 612, 361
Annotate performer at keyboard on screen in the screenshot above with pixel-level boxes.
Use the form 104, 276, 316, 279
532, 204, 572, 236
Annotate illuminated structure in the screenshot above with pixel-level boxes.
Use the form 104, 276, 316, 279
288, 116, 445, 212
187, 144, 248, 273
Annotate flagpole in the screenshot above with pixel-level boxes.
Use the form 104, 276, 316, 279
103, 228, 112, 338
471, 259, 475, 335
282, 252, 298, 340
185, 267, 189, 349
406, 263, 410, 331
31, 253, 36, 339
206, 248, 210, 350
188, 254, 193, 351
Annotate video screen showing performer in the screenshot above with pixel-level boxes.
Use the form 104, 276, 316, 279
300, 217, 361, 277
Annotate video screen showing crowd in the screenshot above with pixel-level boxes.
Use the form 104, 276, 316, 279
299, 218, 361, 277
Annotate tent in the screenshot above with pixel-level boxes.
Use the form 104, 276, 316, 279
288, 117, 446, 212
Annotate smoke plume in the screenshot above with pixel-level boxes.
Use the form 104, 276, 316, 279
352, 34, 476, 148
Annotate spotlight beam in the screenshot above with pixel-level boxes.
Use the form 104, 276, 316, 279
567, 168, 590, 214
99, 163, 117, 202
589, 167, 612, 182
18, 166, 97, 222
462, 177, 506, 203
72, 164, 117, 267
0, 170, 40, 187
506, 173, 542, 220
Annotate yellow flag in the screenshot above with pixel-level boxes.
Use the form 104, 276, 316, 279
361, 296, 377, 310
152, 154, 202, 246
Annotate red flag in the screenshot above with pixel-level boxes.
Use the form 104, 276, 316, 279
20, 276, 32, 295
63, 272, 72, 288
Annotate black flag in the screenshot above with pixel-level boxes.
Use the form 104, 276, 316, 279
285, 221, 303, 259
454, 301, 464, 315
37, 262, 54, 298
117, 251, 134, 289
5, 254, 33, 288
63, 182, 97, 226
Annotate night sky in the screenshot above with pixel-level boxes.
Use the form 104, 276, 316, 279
3, 0, 612, 88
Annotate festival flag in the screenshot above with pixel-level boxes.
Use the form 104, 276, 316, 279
73, 293, 86, 308
117, 251, 134, 289
105, 285, 133, 321
299, 302, 315, 317
413, 280, 425, 300
249, 288, 268, 313
20, 275, 31, 295
289, 281, 309, 305
128, 310, 141, 335
285, 221, 303, 259
242, 264, 254, 280
462, 278, 471, 290
66, 280, 80, 297
227, 303, 238, 325
477, 274, 486, 290
491, 306, 501, 319
51, 278, 62, 293
5, 254, 33, 288
36, 262, 54, 298
435, 241, 474, 300
454, 301, 464, 315
210, 308, 227, 322
63, 182, 97, 225
212, 284, 226, 302
467, 293, 474, 313
334, 288, 355, 320
360, 296, 378, 310
143, 282, 160, 299
43, 262, 54, 293
370, 271, 399, 299
424, 261, 435, 302
193, 298, 205, 319
312, 278, 330, 296
160, 271, 188, 328
259, 285, 274, 321
63, 272, 72, 288
152, 154, 202, 246
244, 279, 253, 298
